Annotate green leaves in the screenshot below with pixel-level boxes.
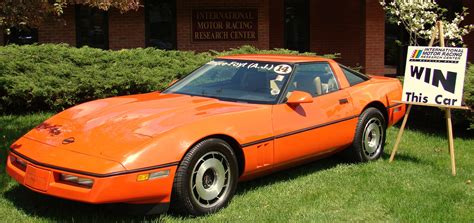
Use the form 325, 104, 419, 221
0, 0, 140, 30
463, 63, 474, 129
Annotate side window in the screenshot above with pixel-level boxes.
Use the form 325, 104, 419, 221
145, 0, 177, 49
288, 63, 339, 97
341, 66, 369, 86
76, 5, 108, 49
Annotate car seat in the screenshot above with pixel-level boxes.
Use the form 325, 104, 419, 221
293, 74, 322, 97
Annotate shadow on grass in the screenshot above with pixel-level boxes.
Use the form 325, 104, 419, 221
235, 155, 347, 195
401, 106, 474, 139
379, 151, 445, 172
380, 151, 426, 164
2, 149, 431, 222
2, 155, 350, 221
3, 185, 161, 222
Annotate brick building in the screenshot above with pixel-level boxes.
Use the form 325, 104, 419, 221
2, 0, 473, 75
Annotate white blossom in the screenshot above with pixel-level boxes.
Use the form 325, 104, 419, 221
380, 0, 472, 46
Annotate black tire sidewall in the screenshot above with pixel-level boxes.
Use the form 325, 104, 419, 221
353, 108, 386, 162
172, 138, 239, 216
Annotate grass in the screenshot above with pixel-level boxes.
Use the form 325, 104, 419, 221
0, 113, 473, 222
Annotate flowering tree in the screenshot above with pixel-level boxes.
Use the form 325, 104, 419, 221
380, 0, 473, 46
0, 0, 140, 32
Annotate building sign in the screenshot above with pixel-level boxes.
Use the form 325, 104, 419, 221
192, 9, 258, 41
402, 46, 468, 107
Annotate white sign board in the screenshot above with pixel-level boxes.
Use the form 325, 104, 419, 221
402, 46, 468, 107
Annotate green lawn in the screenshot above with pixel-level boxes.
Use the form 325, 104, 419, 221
0, 113, 473, 222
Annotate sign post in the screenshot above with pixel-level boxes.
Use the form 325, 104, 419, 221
389, 21, 469, 176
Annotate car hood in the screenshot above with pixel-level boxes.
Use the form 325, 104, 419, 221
24, 93, 259, 164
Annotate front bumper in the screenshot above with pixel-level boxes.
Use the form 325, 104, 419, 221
6, 151, 177, 205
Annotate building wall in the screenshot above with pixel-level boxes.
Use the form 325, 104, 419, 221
310, 0, 364, 69
108, 8, 145, 49
310, 0, 385, 75
176, 0, 270, 51
362, 0, 385, 75
38, 7, 76, 46
37, 6, 146, 49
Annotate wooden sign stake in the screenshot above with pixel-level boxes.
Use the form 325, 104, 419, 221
389, 21, 468, 176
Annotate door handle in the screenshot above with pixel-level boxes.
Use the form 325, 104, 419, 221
339, 98, 349, 104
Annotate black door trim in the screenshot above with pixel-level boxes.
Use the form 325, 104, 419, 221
241, 115, 359, 148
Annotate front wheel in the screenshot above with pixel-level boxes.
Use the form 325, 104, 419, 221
171, 138, 238, 216
348, 108, 386, 162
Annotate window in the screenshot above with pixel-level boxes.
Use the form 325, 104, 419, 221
288, 63, 339, 97
145, 0, 176, 50
4, 27, 38, 45
284, 0, 310, 52
340, 65, 369, 86
76, 5, 108, 49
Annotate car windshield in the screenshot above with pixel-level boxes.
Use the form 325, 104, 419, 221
164, 59, 293, 104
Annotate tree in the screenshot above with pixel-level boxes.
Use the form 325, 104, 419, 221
0, 0, 140, 33
380, 0, 473, 46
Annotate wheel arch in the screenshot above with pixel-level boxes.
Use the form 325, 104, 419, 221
362, 101, 388, 126
184, 134, 245, 177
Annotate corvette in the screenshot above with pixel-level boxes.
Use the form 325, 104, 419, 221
6, 55, 405, 215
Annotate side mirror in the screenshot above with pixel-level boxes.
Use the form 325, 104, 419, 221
168, 79, 178, 87
286, 91, 313, 104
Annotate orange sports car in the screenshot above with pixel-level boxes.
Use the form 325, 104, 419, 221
6, 55, 405, 215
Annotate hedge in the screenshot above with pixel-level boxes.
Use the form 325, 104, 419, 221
461, 63, 474, 129
0, 44, 336, 113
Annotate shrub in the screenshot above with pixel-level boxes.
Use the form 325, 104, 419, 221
0, 44, 337, 113
461, 63, 474, 129
448, 63, 474, 130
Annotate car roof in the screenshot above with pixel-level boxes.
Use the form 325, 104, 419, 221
216, 54, 334, 63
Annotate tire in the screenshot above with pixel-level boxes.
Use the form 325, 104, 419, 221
348, 107, 386, 162
171, 138, 239, 216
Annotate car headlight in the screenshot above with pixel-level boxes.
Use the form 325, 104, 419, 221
60, 173, 94, 188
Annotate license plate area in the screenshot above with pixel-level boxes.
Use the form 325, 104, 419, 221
25, 165, 51, 192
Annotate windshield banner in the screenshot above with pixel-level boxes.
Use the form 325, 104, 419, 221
208, 61, 293, 74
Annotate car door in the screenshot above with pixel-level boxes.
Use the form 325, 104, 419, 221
272, 62, 357, 166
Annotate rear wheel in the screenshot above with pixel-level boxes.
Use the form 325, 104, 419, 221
348, 107, 386, 162
171, 138, 238, 216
